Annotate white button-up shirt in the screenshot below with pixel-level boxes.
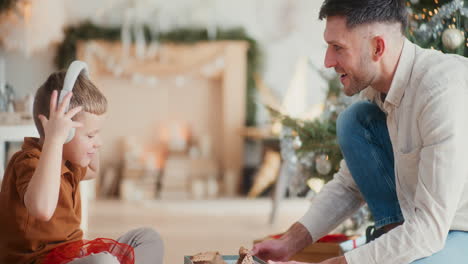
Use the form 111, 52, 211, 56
299, 39, 468, 264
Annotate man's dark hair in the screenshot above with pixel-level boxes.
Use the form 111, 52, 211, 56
319, 0, 408, 33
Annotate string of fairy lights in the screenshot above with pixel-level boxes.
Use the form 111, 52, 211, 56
406, 0, 467, 51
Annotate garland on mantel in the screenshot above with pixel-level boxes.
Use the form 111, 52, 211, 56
55, 22, 262, 126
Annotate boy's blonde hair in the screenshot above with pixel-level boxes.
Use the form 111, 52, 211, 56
33, 70, 107, 138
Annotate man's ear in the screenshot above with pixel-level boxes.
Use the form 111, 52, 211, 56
372, 36, 386, 61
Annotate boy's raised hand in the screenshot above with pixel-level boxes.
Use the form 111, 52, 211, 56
38, 90, 83, 144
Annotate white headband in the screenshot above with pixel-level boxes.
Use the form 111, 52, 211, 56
59, 60, 90, 143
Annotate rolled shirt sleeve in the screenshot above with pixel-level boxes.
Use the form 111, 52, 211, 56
299, 160, 365, 243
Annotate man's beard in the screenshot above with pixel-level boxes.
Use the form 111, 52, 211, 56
344, 58, 375, 96
344, 75, 373, 96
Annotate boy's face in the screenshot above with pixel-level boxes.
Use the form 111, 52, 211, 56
63, 111, 104, 167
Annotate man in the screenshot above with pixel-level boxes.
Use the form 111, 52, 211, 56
252, 0, 468, 263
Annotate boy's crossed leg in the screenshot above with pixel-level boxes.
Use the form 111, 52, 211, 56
68, 228, 164, 264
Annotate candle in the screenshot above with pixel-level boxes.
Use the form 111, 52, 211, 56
168, 122, 190, 152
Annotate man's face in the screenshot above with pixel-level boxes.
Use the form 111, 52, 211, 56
323, 16, 377, 96
63, 111, 104, 167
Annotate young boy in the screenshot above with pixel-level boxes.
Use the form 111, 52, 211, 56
0, 66, 164, 264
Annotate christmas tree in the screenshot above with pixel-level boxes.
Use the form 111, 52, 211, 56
268, 70, 348, 187
407, 0, 467, 56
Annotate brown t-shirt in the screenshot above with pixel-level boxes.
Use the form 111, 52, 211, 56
0, 137, 86, 264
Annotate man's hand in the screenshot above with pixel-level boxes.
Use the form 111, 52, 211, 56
252, 222, 313, 262
38, 90, 83, 144
268, 256, 348, 264
252, 238, 291, 262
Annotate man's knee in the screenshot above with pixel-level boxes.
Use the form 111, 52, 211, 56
337, 101, 381, 147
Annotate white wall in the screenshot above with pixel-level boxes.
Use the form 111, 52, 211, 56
0, 48, 56, 99
1, 0, 328, 124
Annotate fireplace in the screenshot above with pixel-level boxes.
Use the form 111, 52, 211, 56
77, 40, 248, 198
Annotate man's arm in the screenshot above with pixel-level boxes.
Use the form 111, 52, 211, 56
252, 222, 312, 261
267, 225, 347, 264
253, 160, 364, 262
298, 160, 365, 244
280, 222, 314, 256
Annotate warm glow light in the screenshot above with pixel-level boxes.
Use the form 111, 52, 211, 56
22, 1, 32, 23
304, 103, 325, 121
307, 178, 325, 193
0, 0, 66, 56
159, 126, 170, 145
141, 148, 167, 170
164, 121, 191, 152
272, 121, 282, 135
153, 149, 167, 170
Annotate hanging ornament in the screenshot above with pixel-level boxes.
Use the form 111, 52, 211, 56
418, 23, 428, 32
442, 28, 464, 50
289, 152, 315, 196
315, 154, 332, 175
292, 136, 302, 150
409, 0, 419, 4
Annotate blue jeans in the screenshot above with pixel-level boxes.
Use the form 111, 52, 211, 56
337, 101, 468, 263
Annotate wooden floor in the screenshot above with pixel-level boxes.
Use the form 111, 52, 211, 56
87, 199, 310, 264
